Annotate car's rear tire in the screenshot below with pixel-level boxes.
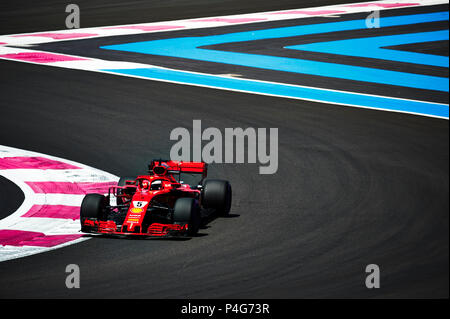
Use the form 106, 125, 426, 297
116, 176, 135, 205
202, 179, 232, 216
173, 197, 201, 236
80, 194, 107, 222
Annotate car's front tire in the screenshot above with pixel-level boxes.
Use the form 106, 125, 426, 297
173, 197, 201, 236
80, 194, 107, 223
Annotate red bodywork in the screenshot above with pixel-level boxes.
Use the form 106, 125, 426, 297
81, 160, 207, 237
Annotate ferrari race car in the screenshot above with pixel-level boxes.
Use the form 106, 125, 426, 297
80, 159, 232, 238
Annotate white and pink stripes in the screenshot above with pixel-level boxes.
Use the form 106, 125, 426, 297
0, 1, 442, 49
0, 145, 118, 262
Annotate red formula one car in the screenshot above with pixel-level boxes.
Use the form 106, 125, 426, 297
80, 160, 232, 238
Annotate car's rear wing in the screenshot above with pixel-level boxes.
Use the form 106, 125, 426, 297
149, 159, 207, 178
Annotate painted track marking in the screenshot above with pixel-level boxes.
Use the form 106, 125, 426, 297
102, 11, 449, 92
0, 145, 118, 262
0, 0, 448, 119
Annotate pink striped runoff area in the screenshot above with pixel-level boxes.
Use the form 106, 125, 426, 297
12, 32, 97, 39
0, 229, 82, 247
269, 10, 345, 15
0, 155, 117, 250
192, 17, 267, 23
345, 2, 419, 8
0, 52, 86, 63
0, 156, 80, 169
21, 205, 80, 220
25, 181, 117, 194
103, 25, 184, 31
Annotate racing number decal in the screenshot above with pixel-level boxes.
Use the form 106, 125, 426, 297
133, 201, 148, 208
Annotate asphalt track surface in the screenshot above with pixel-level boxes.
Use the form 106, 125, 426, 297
0, 1, 448, 298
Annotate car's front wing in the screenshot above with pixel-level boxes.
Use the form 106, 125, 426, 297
81, 219, 189, 237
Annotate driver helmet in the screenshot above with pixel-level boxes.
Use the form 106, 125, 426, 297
141, 180, 150, 190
